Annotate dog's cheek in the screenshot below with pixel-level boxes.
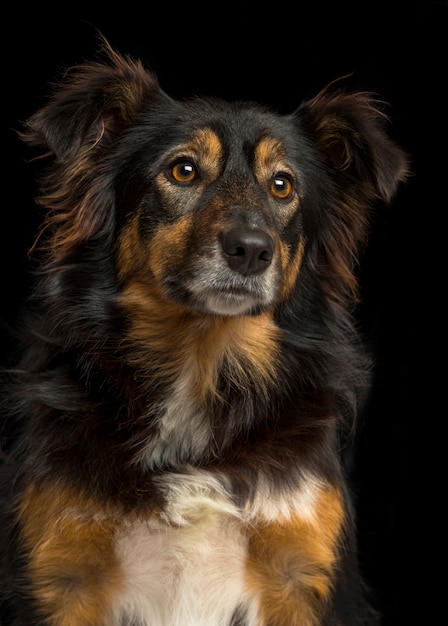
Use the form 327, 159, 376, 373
278, 237, 306, 300
147, 215, 195, 284
117, 213, 193, 286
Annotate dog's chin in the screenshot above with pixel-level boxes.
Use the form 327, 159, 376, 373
163, 280, 272, 317
198, 291, 266, 316
162, 266, 279, 317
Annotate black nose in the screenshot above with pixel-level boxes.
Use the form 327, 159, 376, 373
222, 226, 274, 276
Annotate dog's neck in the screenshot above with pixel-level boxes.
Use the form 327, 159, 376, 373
116, 282, 282, 468
118, 279, 281, 401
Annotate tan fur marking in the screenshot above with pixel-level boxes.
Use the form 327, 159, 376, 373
280, 238, 305, 299
118, 214, 281, 399
158, 127, 222, 185
18, 484, 123, 626
120, 273, 280, 400
188, 128, 223, 178
219, 314, 280, 397
118, 214, 194, 285
148, 217, 194, 282
151, 128, 223, 217
255, 136, 286, 175
255, 137, 298, 206
117, 214, 147, 281
255, 137, 305, 298
245, 486, 345, 626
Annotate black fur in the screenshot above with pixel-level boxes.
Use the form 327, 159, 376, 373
0, 38, 408, 625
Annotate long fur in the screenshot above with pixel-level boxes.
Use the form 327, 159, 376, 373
0, 37, 409, 626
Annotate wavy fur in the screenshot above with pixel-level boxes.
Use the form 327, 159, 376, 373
0, 37, 408, 625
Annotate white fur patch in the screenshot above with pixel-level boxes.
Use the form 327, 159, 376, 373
112, 512, 257, 626
137, 368, 213, 469
110, 468, 324, 625
246, 471, 323, 523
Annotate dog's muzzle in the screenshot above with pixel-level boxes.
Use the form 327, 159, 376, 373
183, 221, 279, 316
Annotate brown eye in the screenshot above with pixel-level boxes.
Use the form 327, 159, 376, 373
170, 160, 197, 183
270, 174, 293, 200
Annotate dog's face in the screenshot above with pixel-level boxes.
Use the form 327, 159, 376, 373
116, 102, 307, 317
25, 42, 408, 332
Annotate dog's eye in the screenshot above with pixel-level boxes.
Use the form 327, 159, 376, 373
270, 175, 293, 200
170, 160, 198, 183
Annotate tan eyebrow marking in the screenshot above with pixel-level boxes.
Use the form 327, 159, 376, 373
254, 136, 300, 229
254, 136, 289, 181
188, 128, 223, 179
164, 128, 223, 180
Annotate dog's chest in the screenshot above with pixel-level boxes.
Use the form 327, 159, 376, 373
112, 507, 256, 626
108, 469, 322, 626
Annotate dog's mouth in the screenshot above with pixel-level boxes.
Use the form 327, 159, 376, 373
191, 284, 270, 316
164, 265, 279, 317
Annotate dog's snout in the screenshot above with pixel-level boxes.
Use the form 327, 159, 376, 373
222, 226, 274, 276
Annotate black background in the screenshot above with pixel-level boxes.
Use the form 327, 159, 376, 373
1, 3, 446, 624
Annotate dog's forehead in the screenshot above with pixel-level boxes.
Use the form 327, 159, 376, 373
196, 100, 291, 143
158, 98, 298, 166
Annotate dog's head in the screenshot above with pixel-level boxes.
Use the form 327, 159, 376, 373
23, 39, 408, 323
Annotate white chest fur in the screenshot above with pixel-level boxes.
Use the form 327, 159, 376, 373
113, 511, 256, 626
109, 470, 321, 626
136, 365, 213, 470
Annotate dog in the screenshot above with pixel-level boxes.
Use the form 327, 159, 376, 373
0, 37, 408, 626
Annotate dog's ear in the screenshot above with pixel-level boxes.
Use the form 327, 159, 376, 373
294, 88, 409, 203
292, 88, 410, 306
21, 38, 169, 162
21, 39, 171, 259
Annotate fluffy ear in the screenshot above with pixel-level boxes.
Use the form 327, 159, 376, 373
21, 37, 169, 162
20, 38, 172, 259
292, 87, 409, 306
295, 87, 409, 203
